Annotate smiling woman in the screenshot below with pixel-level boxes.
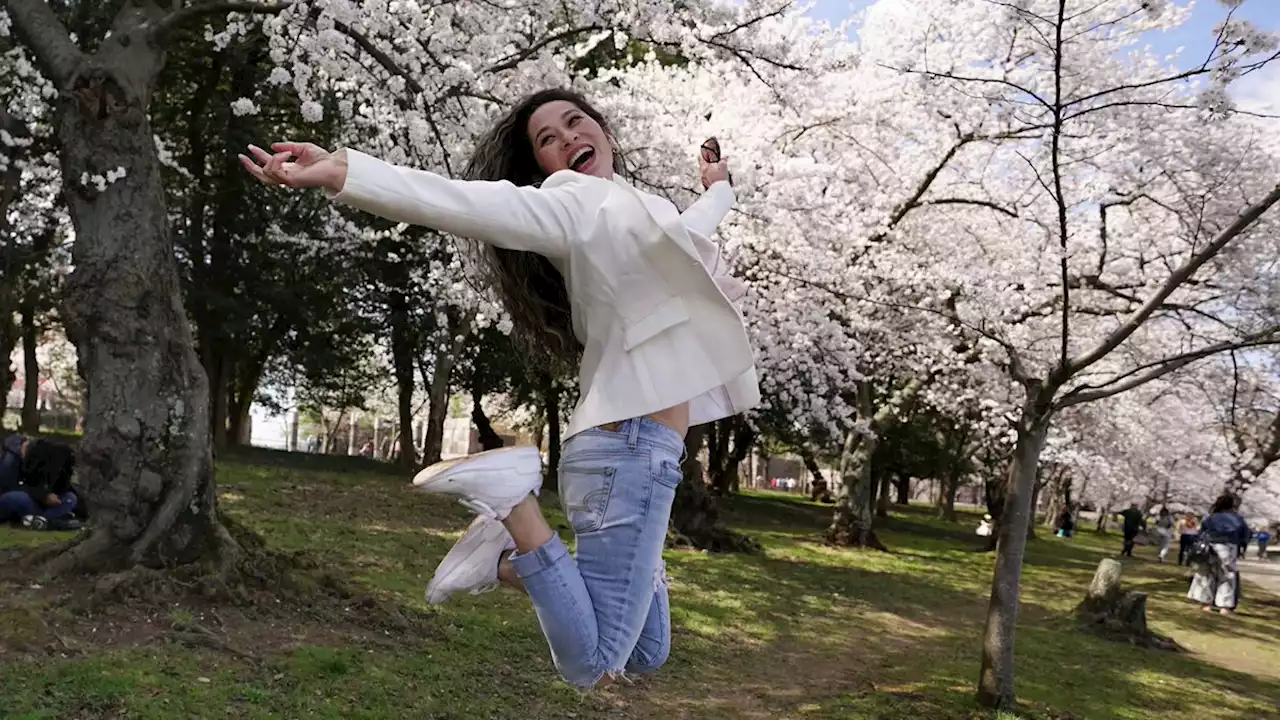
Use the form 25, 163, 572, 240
239, 85, 747, 690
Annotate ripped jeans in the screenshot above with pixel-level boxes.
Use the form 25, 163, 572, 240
509, 418, 682, 689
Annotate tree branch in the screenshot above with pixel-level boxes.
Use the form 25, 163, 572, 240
1067, 183, 1280, 376
4, 0, 83, 88
149, 1, 291, 43
1058, 333, 1280, 407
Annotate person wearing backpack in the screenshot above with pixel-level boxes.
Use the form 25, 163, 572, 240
1187, 493, 1249, 615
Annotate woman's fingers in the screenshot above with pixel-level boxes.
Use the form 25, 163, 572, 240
238, 153, 278, 186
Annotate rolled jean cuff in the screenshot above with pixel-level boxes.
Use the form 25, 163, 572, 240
509, 533, 570, 579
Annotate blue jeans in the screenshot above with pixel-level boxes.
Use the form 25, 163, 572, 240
510, 418, 683, 688
0, 490, 77, 522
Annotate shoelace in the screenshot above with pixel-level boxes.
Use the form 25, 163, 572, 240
470, 583, 500, 596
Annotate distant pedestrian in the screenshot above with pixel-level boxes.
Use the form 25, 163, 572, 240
1176, 514, 1200, 566
1117, 503, 1146, 557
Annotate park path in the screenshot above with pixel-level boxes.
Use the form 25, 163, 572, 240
1239, 557, 1280, 596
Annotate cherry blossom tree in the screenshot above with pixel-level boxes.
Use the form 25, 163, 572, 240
0, 0, 833, 582
832, 0, 1280, 707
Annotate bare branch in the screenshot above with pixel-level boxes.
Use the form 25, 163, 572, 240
4, 0, 83, 87
149, 1, 292, 43
1068, 183, 1280, 376
1059, 333, 1280, 407
920, 198, 1020, 218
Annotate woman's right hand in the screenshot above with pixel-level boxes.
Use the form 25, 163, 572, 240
239, 142, 347, 193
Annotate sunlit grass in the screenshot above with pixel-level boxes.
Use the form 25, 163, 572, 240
1, 461, 1277, 719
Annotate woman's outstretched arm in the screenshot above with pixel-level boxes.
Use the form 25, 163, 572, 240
240, 142, 603, 257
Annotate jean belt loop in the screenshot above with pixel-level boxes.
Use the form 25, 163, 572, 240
627, 417, 642, 448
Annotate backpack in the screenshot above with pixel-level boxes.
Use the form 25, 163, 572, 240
1186, 533, 1215, 565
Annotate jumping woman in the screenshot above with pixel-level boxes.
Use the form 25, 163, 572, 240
240, 88, 759, 689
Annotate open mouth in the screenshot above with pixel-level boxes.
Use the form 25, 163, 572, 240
569, 146, 596, 172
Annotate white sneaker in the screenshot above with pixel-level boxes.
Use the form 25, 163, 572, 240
411, 446, 542, 520
425, 515, 515, 605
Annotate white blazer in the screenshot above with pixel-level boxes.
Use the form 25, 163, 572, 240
330, 149, 761, 439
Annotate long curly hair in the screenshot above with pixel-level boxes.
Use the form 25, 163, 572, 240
461, 88, 627, 373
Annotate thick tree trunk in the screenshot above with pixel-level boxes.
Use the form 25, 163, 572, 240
828, 383, 887, 549
40, 46, 226, 576
389, 302, 417, 469
668, 424, 760, 553
20, 302, 40, 433
828, 428, 886, 549
977, 392, 1051, 709
541, 376, 561, 494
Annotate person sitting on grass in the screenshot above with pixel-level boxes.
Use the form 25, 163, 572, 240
0, 434, 83, 532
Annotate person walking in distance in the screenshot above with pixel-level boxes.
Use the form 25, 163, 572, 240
1117, 503, 1146, 557
1154, 507, 1174, 563
241, 89, 756, 689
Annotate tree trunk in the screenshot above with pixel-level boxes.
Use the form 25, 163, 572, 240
894, 473, 910, 505
421, 320, 469, 466
829, 383, 887, 549
471, 394, 503, 451
668, 424, 760, 553
38, 42, 227, 576
977, 392, 1051, 709
20, 302, 40, 433
828, 428, 886, 549
202, 348, 230, 448
938, 465, 961, 522
0, 314, 16, 433
1026, 478, 1044, 541
541, 376, 561, 494
874, 470, 890, 519
805, 452, 833, 503
389, 302, 417, 469
708, 416, 753, 495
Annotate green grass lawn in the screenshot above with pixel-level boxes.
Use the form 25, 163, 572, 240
2, 450, 1278, 719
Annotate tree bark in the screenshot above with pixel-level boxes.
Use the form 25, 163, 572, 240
938, 465, 961, 522
977, 390, 1051, 709
20, 302, 40, 433
804, 452, 833, 503
828, 383, 888, 549
420, 317, 470, 466
828, 426, 886, 549
389, 301, 417, 469
668, 424, 760, 553
14, 3, 229, 576
874, 470, 890, 519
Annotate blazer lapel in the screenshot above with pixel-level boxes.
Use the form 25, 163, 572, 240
612, 177, 702, 262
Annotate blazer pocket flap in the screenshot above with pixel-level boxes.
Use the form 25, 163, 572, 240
623, 298, 690, 351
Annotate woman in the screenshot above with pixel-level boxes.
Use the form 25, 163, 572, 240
240, 89, 755, 689
1175, 513, 1200, 566
1187, 494, 1249, 615
0, 435, 82, 531
1154, 507, 1174, 563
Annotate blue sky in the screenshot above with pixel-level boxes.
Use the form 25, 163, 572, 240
804, 1, 1280, 112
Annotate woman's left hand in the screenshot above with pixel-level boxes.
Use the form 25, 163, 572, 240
699, 137, 732, 188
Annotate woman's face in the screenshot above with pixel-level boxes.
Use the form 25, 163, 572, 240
526, 100, 614, 179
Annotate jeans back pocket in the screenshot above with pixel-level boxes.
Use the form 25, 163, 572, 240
559, 463, 617, 535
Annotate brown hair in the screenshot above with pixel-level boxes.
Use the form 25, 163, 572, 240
461, 88, 627, 372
